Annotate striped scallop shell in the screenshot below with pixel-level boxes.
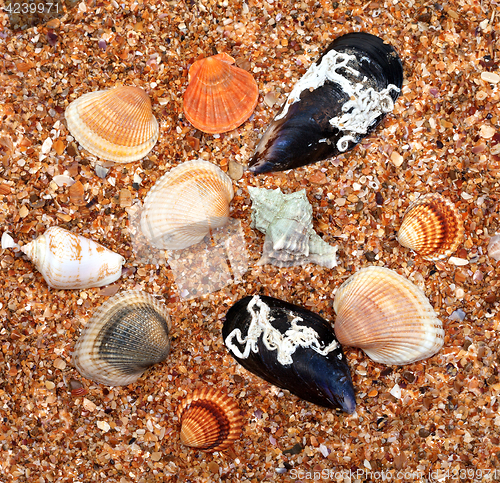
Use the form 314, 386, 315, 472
73, 291, 171, 386
21, 226, 124, 290
183, 53, 259, 134
140, 160, 234, 250
333, 266, 444, 365
177, 387, 243, 452
65, 86, 159, 163
487, 235, 500, 262
397, 193, 464, 261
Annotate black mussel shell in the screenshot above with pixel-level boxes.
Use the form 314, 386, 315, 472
222, 294, 356, 412
249, 32, 404, 173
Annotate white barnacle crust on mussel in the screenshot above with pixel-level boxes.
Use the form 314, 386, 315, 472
249, 32, 404, 173
73, 290, 171, 386
222, 294, 356, 412
249, 187, 337, 268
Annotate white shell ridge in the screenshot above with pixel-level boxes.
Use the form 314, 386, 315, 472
73, 290, 171, 386
140, 159, 234, 250
21, 226, 125, 289
333, 266, 444, 365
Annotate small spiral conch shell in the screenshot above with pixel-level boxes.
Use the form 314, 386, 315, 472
487, 235, 500, 262
397, 193, 464, 261
65, 85, 159, 163
140, 159, 234, 250
183, 53, 259, 134
177, 387, 243, 452
20, 226, 125, 290
73, 291, 171, 386
333, 266, 444, 365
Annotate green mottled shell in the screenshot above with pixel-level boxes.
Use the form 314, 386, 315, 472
73, 290, 171, 386
248, 187, 337, 268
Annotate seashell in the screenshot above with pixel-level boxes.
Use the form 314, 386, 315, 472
249, 187, 337, 268
249, 32, 403, 173
333, 266, 444, 365
20, 226, 125, 290
177, 387, 243, 452
183, 53, 259, 134
65, 86, 159, 163
223, 295, 356, 412
73, 290, 171, 386
140, 159, 234, 250
397, 193, 464, 261
487, 235, 500, 262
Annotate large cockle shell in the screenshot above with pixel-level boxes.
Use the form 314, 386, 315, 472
73, 291, 171, 386
65, 86, 159, 163
21, 226, 125, 290
333, 266, 444, 365
140, 159, 234, 250
397, 193, 464, 261
223, 295, 356, 412
183, 53, 259, 134
249, 187, 337, 268
177, 387, 243, 452
488, 235, 500, 262
249, 32, 403, 173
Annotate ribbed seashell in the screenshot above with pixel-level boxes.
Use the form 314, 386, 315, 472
21, 226, 125, 289
140, 160, 234, 250
397, 193, 464, 261
177, 387, 243, 452
65, 86, 159, 163
333, 266, 444, 365
249, 187, 337, 268
223, 295, 356, 412
73, 291, 171, 386
249, 32, 403, 173
487, 235, 500, 262
183, 53, 259, 134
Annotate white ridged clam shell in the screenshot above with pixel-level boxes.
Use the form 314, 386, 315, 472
333, 266, 444, 365
487, 235, 500, 262
65, 86, 159, 163
21, 226, 125, 289
140, 159, 234, 250
73, 291, 171, 386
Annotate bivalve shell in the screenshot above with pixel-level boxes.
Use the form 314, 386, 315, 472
177, 387, 243, 452
21, 226, 125, 289
73, 291, 171, 386
333, 266, 444, 365
487, 235, 500, 262
65, 86, 159, 163
183, 53, 259, 134
140, 159, 234, 250
397, 193, 464, 261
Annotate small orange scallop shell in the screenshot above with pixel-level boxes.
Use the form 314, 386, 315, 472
333, 266, 444, 365
183, 53, 259, 134
65, 86, 159, 163
177, 387, 243, 452
397, 193, 464, 261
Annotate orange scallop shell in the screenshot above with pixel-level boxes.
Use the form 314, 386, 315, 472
65, 86, 159, 163
397, 193, 464, 261
183, 53, 259, 134
177, 387, 243, 452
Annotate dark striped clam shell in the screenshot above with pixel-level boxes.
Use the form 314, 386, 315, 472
222, 295, 356, 412
177, 387, 243, 452
249, 32, 403, 173
73, 290, 171, 386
